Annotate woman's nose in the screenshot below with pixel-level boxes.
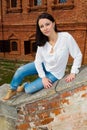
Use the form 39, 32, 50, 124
43, 26, 47, 31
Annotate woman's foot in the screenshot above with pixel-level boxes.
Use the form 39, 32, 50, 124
17, 81, 30, 92
17, 85, 24, 92
3, 89, 16, 100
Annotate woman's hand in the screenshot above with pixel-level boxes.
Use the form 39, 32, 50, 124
65, 73, 76, 82
42, 77, 53, 89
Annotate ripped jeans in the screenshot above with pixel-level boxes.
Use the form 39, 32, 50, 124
10, 62, 58, 94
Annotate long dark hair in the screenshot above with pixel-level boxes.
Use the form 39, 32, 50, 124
36, 12, 58, 46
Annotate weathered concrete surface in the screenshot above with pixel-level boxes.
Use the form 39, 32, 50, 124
0, 99, 17, 130
0, 66, 87, 130
0, 117, 16, 130
56, 65, 87, 92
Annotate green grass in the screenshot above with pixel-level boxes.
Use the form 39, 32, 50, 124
0, 59, 38, 86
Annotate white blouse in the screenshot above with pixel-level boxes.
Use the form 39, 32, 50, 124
34, 32, 82, 79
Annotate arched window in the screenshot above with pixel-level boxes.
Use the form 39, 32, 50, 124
11, 41, 18, 51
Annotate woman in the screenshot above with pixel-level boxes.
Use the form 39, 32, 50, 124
3, 12, 82, 100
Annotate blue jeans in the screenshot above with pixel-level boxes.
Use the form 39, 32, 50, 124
10, 62, 58, 94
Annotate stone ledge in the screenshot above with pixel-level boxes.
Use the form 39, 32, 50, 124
0, 66, 87, 107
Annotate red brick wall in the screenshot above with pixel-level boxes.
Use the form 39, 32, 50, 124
0, 0, 87, 64
16, 85, 87, 130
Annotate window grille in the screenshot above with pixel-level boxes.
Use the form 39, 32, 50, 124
59, 0, 67, 3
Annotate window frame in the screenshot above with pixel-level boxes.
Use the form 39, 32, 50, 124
10, 41, 18, 51
6, 0, 22, 13
52, 0, 74, 10
9, 39, 20, 55
28, 0, 47, 12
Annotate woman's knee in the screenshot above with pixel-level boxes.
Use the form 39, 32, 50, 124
14, 66, 24, 77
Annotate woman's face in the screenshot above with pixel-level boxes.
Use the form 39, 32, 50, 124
38, 18, 55, 37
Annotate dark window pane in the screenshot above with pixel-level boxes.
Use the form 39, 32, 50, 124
11, 42, 17, 51
0, 40, 10, 52
24, 41, 31, 55
0, 41, 3, 52
32, 42, 37, 52
34, 0, 37, 5
11, 0, 17, 7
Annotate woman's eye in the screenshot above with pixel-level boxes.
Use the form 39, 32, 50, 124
46, 23, 50, 26
39, 23, 50, 29
40, 25, 44, 29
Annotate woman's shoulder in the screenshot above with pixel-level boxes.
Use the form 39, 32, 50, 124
58, 32, 71, 38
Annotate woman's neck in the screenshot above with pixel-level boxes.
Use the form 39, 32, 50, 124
49, 32, 58, 46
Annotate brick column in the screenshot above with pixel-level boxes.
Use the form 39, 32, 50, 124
22, 0, 28, 14
47, 0, 52, 13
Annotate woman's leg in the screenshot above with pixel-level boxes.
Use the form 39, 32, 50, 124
3, 62, 38, 100
24, 71, 58, 94
10, 62, 38, 90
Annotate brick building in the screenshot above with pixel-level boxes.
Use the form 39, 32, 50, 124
0, 0, 87, 63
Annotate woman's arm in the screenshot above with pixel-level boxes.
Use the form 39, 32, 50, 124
65, 33, 82, 82
34, 47, 46, 78
35, 47, 53, 88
